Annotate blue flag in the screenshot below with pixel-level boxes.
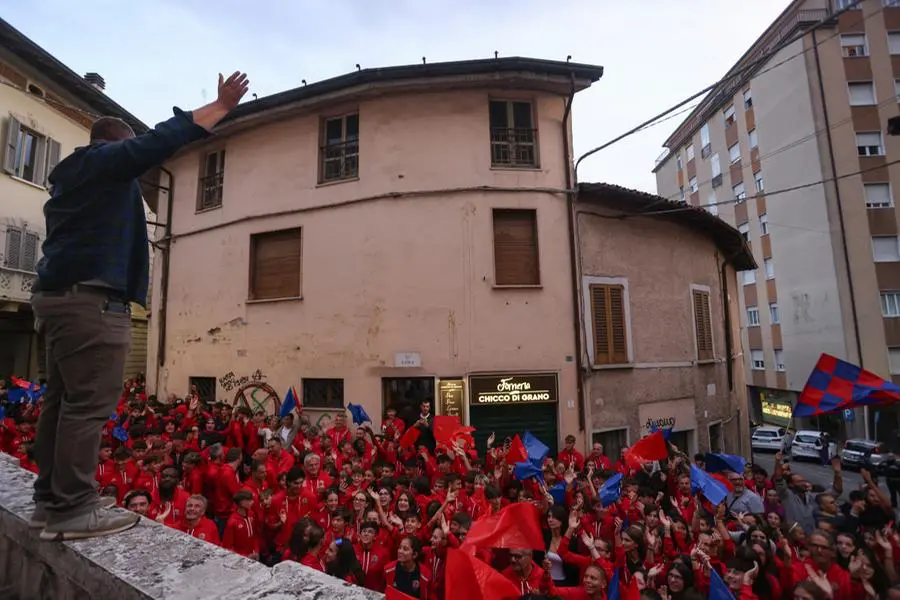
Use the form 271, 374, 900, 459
704, 453, 746, 474
522, 431, 550, 464
709, 567, 735, 600
6, 389, 27, 404
690, 464, 729, 506
514, 460, 544, 484
599, 473, 623, 507
347, 403, 371, 425
280, 387, 298, 418
112, 426, 129, 443
649, 422, 674, 441
0, 405, 5, 421
548, 482, 567, 505
607, 568, 621, 600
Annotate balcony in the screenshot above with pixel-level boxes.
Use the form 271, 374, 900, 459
0, 266, 36, 303
319, 140, 359, 183
490, 127, 538, 168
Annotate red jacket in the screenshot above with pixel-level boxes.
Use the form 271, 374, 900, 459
385, 561, 433, 600
501, 563, 548, 596
95, 459, 114, 483
299, 552, 325, 571
150, 487, 190, 527
557, 449, 585, 471
180, 517, 221, 546
223, 511, 260, 557
355, 543, 391, 592
267, 490, 318, 549
213, 464, 242, 518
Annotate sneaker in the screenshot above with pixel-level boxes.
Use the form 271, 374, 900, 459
29, 496, 118, 529
39, 506, 139, 541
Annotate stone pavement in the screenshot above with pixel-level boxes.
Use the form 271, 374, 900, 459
0, 453, 383, 600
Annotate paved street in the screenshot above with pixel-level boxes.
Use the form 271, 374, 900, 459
750, 450, 866, 494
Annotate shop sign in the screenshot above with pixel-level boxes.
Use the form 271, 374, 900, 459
394, 352, 422, 368
759, 390, 794, 427
469, 373, 558, 405
438, 379, 465, 422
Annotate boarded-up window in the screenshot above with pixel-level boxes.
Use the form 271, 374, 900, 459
493, 209, 539, 285
249, 228, 302, 300
302, 378, 344, 409
693, 289, 714, 360
590, 284, 628, 365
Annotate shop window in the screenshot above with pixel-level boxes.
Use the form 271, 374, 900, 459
592, 428, 628, 465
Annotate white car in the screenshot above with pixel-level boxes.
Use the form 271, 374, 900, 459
751, 426, 786, 452
790, 430, 837, 461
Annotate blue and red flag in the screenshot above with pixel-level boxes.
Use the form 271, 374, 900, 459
794, 353, 900, 418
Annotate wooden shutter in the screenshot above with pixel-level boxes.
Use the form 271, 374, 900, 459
590, 284, 628, 365
4, 227, 21, 269
31, 135, 46, 186
493, 209, 539, 285
249, 228, 302, 300
693, 289, 714, 360
4, 115, 20, 175
22, 232, 39, 272
45, 139, 61, 186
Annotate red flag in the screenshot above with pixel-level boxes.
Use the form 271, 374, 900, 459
434, 416, 462, 446
624, 574, 641, 600
460, 502, 544, 551
623, 431, 668, 469
386, 587, 419, 600
398, 426, 421, 450
505, 435, 528, 465
709, 472, 735, 492
445, 548, 520, 600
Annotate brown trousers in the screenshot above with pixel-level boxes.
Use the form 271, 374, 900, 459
31, 286, 131, 518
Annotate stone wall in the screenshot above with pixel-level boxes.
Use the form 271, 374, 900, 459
0, 454, 384, 600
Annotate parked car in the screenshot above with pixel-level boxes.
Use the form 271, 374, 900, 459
790, 430, 837, 461
840, 439, 888, 472
751, 426, 785, 453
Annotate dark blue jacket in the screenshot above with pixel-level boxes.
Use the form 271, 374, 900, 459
36, 108, 209, 306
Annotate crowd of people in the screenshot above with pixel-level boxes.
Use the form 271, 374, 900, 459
2, 378, 900, 600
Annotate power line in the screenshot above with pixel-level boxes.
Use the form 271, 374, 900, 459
626, 155, 900, 219
573, 0, 871, 174
668, 93, 900, 202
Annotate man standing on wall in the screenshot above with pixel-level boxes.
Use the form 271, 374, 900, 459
29, 72, 250, 541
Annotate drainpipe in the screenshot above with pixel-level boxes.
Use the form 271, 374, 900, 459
156, 166, 174, 392
720, 254, 736, 393
812, 30, 867, 439
561, 76, 586, 434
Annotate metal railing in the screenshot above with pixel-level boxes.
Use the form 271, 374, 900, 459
198, 172, 224, 211
320, 140, 359, 182
0, 266, 36, 301
490, 128, 538, 168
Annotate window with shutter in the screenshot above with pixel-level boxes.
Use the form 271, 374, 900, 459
693, 289, 714, 361
4, 227, 22, 269
590, 283, 629, 365
21, 232, 38, 272
492, 209, 540, 286
248, 228, 302, 300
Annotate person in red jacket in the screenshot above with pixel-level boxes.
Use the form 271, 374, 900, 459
557, 435, 585, 471
104, 446, 138, 504
355, 520, 390, 592
266, 438, 294, 477
385, 535, 433, 599
181, 452, 205, 495
222, 490, 260, 560
149, 466, 189, 527
180, 495, 220, 546
327, 412, 352, 449
95, 442, 114, 483
213, 447, 243, 534
502, 549, 549, 596
267, 467, 317, 552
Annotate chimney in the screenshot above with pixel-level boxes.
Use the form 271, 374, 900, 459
83, 72, 105, 91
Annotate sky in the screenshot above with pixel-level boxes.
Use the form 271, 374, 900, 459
4, 0, 791, 193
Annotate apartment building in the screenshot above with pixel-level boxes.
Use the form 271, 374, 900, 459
0, 19, 151, 380
654, 0, 900, 440
145, 56, 753, 454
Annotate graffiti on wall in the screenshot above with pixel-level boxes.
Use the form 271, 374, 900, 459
218, 369, 266, 392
